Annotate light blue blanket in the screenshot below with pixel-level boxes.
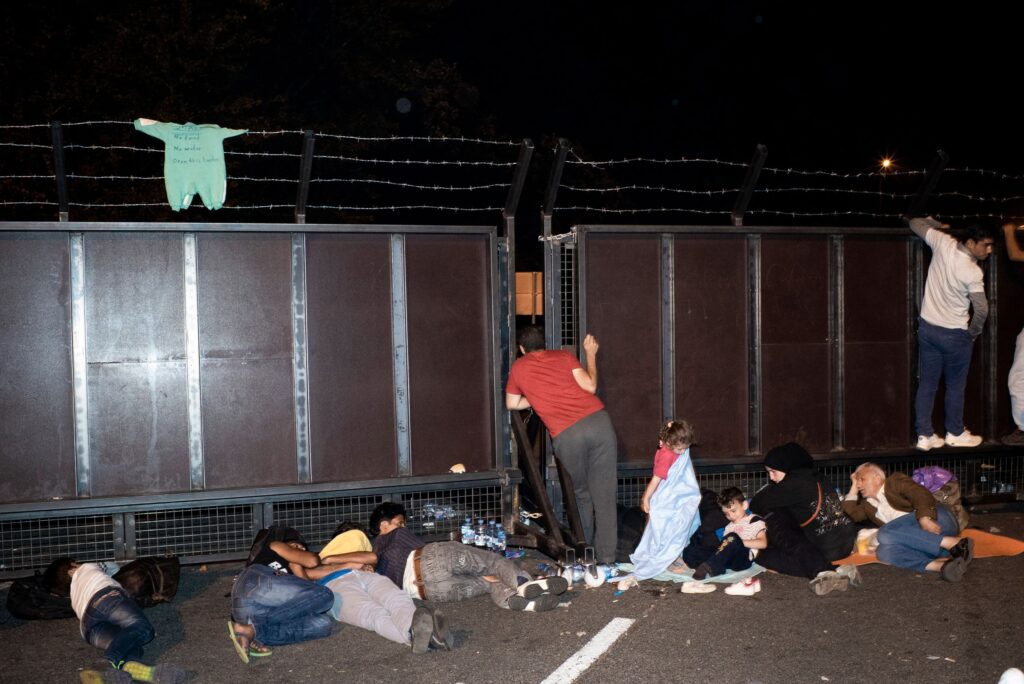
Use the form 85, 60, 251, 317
627, 447, 701, 580
616, 562, 765, 584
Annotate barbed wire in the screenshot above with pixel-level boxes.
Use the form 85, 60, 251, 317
309, 177, 509, 192
315, 131, 519, 146
306, 203, 501, 212
561, 184, 739, 196
313, 152, 515, 166
552, 206, 732, 215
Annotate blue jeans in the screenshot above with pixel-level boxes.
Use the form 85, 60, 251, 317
82, 587, 155, 666
915, 318, 975, 437
875, 506, 957, 572
231, 564, 334, 646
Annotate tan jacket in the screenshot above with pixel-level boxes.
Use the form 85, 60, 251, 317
842, 472, 938, 527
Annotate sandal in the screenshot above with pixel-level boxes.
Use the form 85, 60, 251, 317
228, 620, 251, 664
248, 640, 273, 658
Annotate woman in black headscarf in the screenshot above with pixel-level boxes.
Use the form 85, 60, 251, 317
749, 442, 859, 595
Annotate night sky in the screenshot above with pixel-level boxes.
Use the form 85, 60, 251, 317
2, 1, 1022, 259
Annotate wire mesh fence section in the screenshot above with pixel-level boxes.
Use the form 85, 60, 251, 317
403, 486, 502, 541
559, 241, 576, 348
133, 505, 255, 558
273, 495, 386, 549
0, 514, 114, 572
0, 120, 526, 223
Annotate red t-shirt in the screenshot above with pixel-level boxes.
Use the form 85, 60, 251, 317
652, 445, 680, 480
506, 350, 604, 437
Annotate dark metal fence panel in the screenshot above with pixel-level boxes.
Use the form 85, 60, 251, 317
306, 233, 398, 482
674, 236, 749, 456
198, 233, 297, 489
0, 233, 76, 502
405, 233, 496, 475
843, 236, 911, 449
760, 236, 832, 452
582, 234, 663, 462
85, 234, 190, 496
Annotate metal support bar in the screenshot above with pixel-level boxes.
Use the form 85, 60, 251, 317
902, 150, 949, 220
70, 233, 90, 496
51, 121, 69, 222
747, 235, 762, 455
731, 144, 768, 227
543, 140, 570, 350
909, 241, 925, 442
291, 233, 312, 482
390, 234, 412, 475
985, 254, 999, 442
183, 233, 205, 490
294, 130, 315, 225
661, 234, 676, 422
830, 235, 846, 450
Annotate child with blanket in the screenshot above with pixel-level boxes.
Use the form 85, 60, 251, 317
624, 420, 702, 582
685, 487, 767, 595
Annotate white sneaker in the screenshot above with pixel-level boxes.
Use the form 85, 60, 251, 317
724, 578, 761, 596
945, 430, 982, 447
916, 434, 945, 451
680, 581, 717, 594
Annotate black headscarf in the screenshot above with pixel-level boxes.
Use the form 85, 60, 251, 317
763, 442, 814, 474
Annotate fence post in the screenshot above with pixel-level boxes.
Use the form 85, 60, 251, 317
51, 121, 69, 222
732, 144, 767, 226
294, 130, 315, 225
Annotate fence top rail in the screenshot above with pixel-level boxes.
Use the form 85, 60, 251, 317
573, 223, 913, 237
0, 220, 496, 235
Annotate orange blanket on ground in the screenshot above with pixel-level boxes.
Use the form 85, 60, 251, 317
835, 528, 1024, 566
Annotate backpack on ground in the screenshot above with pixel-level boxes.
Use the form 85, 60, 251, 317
113, 556, 181, 608
5, 572, 75, 620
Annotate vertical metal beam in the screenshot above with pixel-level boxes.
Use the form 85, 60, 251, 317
543, 139, 569, 350
51, 121, 69, 222
731, 144, 768, 227
985, 254, 999, 443
499, 141, 533, 479
291, 233, 312, 483
830, 235, 846, 450
119, 513, 134, 562
909, 240, 925, 442
661, 234, 676, 422
576, 228, 588, 352
747, 235, 762, 455
390, 234, 412, 476
490, 233, 507, 468
183, 233, 205, 490
69, 233, 90, 495
902, 150, 949, 220
294, 130, 315, 225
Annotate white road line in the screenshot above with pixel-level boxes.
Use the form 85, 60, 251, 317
540, 617, 636, 684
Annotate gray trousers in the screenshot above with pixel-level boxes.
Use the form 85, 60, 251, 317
324, 571, 415, 646
419, 542, 531, 608
552, 409, 619, 563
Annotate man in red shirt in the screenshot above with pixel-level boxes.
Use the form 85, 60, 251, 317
505, 325, 619, 563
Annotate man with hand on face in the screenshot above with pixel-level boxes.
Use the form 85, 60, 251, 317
843, 462, 973, 581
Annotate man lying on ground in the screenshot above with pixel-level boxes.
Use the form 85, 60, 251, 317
369, 502, 568, 611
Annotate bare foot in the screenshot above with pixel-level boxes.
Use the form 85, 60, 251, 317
666, 562, 689, 574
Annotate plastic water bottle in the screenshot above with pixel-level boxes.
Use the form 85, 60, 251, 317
460, 517, 474, 545
495, 524, 506, 553
486, 520, 497, 551
474, 518, 487, 547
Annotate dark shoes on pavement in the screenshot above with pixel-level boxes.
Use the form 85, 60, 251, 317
508, 593, 562, 612
1002, 429, 1024, 446
517, 576, 569, 599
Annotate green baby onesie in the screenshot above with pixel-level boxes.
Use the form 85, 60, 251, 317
134, 118, 246, 211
